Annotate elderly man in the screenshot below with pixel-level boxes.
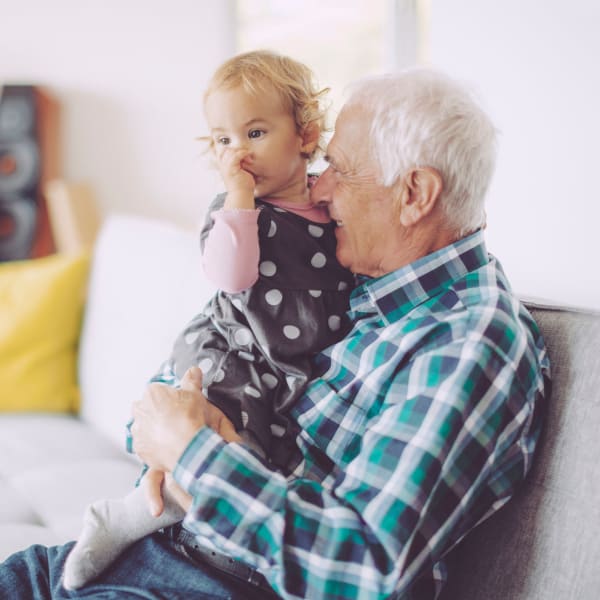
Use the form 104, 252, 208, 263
1, 69, 549, 599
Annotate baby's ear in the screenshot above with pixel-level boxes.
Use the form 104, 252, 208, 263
300, 121, 320, 156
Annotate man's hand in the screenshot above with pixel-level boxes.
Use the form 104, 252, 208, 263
131, 367, 241, 473
143, 468, 193, 516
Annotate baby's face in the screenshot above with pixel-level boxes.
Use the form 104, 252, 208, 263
205, 85, 308, 200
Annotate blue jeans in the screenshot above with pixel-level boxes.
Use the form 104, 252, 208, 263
0, 527, 279, 599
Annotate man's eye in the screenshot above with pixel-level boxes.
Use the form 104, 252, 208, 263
248, 129, 264, 139
217, 137, 230, 145
324, 156, 341, 175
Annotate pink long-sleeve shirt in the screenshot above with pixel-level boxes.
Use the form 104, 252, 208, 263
201, 199, 332, 294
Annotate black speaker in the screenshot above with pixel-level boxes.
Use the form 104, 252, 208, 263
0, 84, 58, 261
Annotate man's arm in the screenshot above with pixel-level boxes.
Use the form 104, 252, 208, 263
157, 339, 546, 599
131, 367, 241, 472
131, 368, 242, 514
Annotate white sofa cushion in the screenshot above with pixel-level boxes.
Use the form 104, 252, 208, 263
11, 459, 142, 541
0, 214, 219, 562
0, 525, 65, 560
78, 214, 216, 448
0, 414, 125, 478
0, 414, 140, 561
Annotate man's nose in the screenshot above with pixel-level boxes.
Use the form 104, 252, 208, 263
310, 167, 334, 203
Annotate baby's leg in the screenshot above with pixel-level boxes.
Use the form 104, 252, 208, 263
62, 481, 185, 590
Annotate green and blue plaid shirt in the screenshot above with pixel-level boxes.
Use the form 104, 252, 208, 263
171, 229, 550, 599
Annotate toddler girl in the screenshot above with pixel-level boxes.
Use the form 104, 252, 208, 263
63, 50, 354, 590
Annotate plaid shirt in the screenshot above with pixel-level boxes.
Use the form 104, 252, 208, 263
171, 229, 550, 599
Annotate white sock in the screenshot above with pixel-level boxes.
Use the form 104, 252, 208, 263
62, 484, 185, 590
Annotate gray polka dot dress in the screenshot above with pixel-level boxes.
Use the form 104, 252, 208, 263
153, 193, 354, 470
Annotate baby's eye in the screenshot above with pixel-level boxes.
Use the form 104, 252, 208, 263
217, 137, 230, 146
248, 129, 265, 139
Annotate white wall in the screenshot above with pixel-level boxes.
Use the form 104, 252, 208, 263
428, 0, 600, 309
1, 0, 234, 229
3, 1, 598, 308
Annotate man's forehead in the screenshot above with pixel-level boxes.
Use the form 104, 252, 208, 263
335, 105, 369, 137
328, 105, 372, 168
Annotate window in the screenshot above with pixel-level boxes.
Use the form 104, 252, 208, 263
235, 0, 429, 123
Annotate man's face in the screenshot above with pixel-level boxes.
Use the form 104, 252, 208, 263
311, 105, 401, 277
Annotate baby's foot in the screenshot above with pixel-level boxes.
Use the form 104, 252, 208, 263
62, 499, 136, 590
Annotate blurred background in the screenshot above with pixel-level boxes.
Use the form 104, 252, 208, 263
1, 0, 599, 308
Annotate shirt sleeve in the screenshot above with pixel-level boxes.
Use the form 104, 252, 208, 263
126, 361, 179, 454
201, 208, 260, 293
171, 335, 541, 599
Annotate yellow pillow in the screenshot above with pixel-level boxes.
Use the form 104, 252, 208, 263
0, 252, 90, 413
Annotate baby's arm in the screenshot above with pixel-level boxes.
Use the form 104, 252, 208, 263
201, 144, 263, 292
216, 145, 256, 210
202, 209, 260, 292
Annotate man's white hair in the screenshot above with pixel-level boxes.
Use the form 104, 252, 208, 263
345, 68, 497, 236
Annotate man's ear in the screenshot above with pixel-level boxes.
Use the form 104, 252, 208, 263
300, 122, 320, 157
398, 167, 443, 227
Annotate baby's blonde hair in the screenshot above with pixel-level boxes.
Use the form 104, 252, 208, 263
202, 50, 329, 160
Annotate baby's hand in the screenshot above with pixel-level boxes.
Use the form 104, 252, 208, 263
216, 146, 255, 195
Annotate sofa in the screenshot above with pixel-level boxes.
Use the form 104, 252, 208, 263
0, 214, 216, 561
1, 213, 599, 598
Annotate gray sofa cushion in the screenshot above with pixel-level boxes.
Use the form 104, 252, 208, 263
440, 303, 600, 599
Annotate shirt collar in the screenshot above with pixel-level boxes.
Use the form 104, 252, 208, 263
349, 230, 489, 325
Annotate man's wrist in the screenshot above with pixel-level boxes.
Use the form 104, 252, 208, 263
172, 427, 226, 494
167, 423, 207, 472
